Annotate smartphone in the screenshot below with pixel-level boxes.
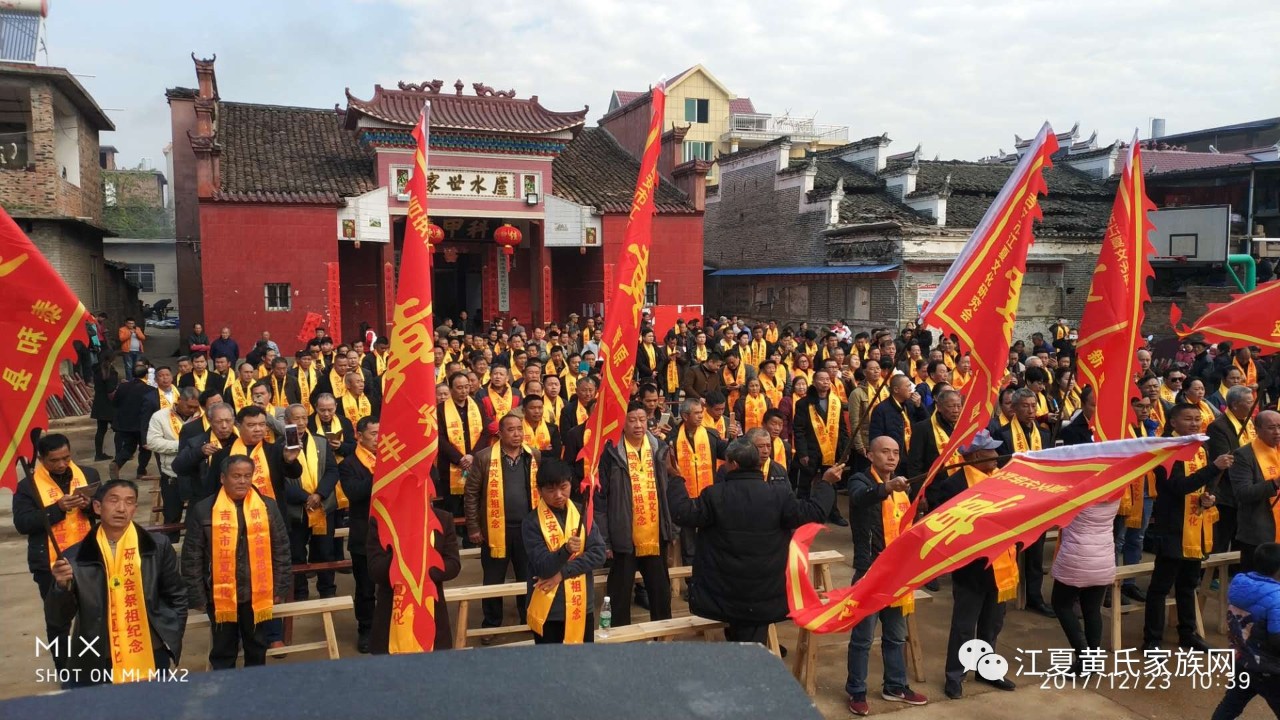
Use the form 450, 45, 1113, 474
284, 424, 301, 449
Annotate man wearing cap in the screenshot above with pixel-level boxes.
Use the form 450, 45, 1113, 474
927, 430, 1018, 699
1189, 338, 1213, 384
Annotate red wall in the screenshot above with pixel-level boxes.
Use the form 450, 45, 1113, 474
199, 203, 337, 354
601, 213, 704, 307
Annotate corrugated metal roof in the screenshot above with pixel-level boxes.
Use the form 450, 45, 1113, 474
709, 264, 900, 277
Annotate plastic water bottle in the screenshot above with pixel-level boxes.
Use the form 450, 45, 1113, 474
599, 596, 612, 638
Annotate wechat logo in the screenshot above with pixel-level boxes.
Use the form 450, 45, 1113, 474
958, 639, 1009, 682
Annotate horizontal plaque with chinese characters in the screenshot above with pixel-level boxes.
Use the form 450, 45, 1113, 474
392, 167, 538, 202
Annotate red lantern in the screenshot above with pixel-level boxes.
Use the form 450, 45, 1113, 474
494, 223, 522, 272
426, 221, 445, 252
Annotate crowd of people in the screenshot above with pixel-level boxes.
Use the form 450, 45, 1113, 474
13, 309, 1280, 717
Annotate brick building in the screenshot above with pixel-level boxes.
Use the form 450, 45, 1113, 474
703, 126, 1115, 340
168, 57, 703, 346
0, 61, 141, 325
101, 147, 176, 315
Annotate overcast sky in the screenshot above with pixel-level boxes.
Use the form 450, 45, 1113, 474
47, 0, 1280, 169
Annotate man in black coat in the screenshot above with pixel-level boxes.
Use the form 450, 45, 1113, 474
1143, 403, 1233, 652
905, 389, 961, 480
1229, 410, 1280, 574
997, 388, 1055, 618
201, 406, 301, 505
46, 480, 187, 685
595, 403, 676, 627
13, 434, 101, 666
281, 403, 340, 602
337, 416, 380, 653
109, 364, 154, 481
1207, 385, 1257, 559
667, 438, 834, 644
792, 369, 850, 526
868, 374, 927, 455
181, 455, 291, 670
559, 375, 598, 440
172, 403, 237, 504
845, 435, 930, 711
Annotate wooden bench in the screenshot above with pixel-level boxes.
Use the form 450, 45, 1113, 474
1102, 551, 1238, 653
187, 596, 352, 669
791, 588, 933, 697
597, 615, 727, 644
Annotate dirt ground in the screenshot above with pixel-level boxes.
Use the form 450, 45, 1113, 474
0, 328, 1271, 717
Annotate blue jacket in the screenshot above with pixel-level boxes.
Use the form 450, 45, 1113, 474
1227, 571, 1280, 673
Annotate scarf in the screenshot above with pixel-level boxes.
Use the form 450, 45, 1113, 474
1061, 389, 1082, 419
866, 380, 889, 415
229, 438, 273, 499
167, 409, 194, 440
676, 426, 715, 498
1228, 413, 1257, 446
545, 395, 564, 427
665, 352, 680, 393
211, 488, 274, 624
329, 369, 347, 399
931, 414, 960, 469
296, 367, 316, 413
896, 401, 913, 451
297, 435, 326, 534
1251, 439, 1280, 542
157, 386, 178, 410
702, 412, 727, 437
1235, 358, 1257, 387
1009, 421, 1042, 453
1159, 383, 1177, 405
872, 468, 914, 614
625, 436, 660, 556
97, 524, 155, 682
760, 375, 782, 406
1150, 400, 1167, 436
1180, 446, 1217, 559
523, 419, 553, 453
832, 378, 848, 405
575, 401, 589, 426
723, 364, 746, 407
229, 380, 252, 411
371, 351, 388, 376
641, 343, 656, 373
191, 369, 208, 393
34, 462, 90, 567
963, 465, 1019, 602
793, 368, 814, 385
808, 395, 842, 465
488, 385, 514, 419
693, 345, 708, 362
342, 393, 372, 427
952, 369, 970, 390
444, 399, 483, 495
1119, 426, 1151, 528
486, 447, 538, 559
270, 376, 291, 411
744, 393, 767, 431
749, 339, 769, 367
765, 327, 779, 344
771, 436, 789, 473
527, 499, 588, 643
943, 352, 957, 371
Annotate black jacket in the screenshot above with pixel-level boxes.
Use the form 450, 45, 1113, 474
594, 434, 676, 555
1149, 451, 1219, 558
45, 524, 187, 674
667, 468, 832, 624
1208, 413, 1251, 509
793, 392, 851, 471
522, 502, 606, 623
337, 454, 373, 557
848, 470, 910, 575
996, 421, 1050, 464
1229, 444, 1280, 547
1057, 414, 1095, 446
178, 371, 226, 397
180, 490, 291, 611
905, 415, 953, 479
309, 413, 356, 460
112, 379, 152, 433
13, 465, 102, 576
436, 399, 487, 498
283, 433, 339, 525
868, 397, 927, 451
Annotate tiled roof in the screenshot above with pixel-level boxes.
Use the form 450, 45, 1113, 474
838, 192, 930, 226
716, 135, 791, 165
165, 86, 198, 100
344, 82, 588, 135
729, 98, 756, 114
551, 127, 697, 214
1062, 142, 1121, 161
612, 90, 644, 108
813, 157, 883, 193
216, 101, 376, 204
1144, 150, 1256, 175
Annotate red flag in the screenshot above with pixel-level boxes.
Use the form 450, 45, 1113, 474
909, 124, 1059, 522
578, 84, 665, 520
0, 208, 87, 490
788, 435, 1205, 633
369, 102, 443, 653
1171, 280, 1280, 356
1075, 138, 1155, 440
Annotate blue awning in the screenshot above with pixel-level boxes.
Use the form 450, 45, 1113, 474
708, 264, 900, 277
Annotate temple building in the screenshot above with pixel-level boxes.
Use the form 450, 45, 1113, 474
167, 57, 703, 345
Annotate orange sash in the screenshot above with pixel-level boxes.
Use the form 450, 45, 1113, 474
33, 462, 90, 566
211, 487, 274, 623
625, 437, 660, 556
485, 447, 538, 559
229, 438, 273, 499
872, 468, 914, 614
809, 396, 842, 465
744, 393, 767, 431
444, 399, 483, 494
676, 426, 714, 497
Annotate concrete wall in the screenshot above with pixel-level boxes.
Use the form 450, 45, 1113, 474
103, 239, 178, 311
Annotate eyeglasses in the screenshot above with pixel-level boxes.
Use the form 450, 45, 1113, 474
1168, 377, 1185, 383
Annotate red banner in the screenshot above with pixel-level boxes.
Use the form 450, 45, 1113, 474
788, 435, 1206, 633
0, 208, 87, 490
579, 84, 665, 517
1171, 279, 1280, 356
295, 311, 326, 345
909, 124, 1059, 523
326, 262, 342, 342
369, 102, 443, 653
1076, 139, 1155, 440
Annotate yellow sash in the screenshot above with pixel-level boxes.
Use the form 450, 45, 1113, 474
1159, 383, 1177, 405
524, 419, 553, 453
665, 353, 680, 393
342, 393, 371, 427
771, 437, 789, 473
765, 328, 779, 344
1228, 414, 1256, 445
676, 426, 715, 498
329, 369, 347, 399
1150, 401, 1166, 436
545, 396, 564, 427
750, 339, 769, 367
1119, 427, 1151, 527
899, 402, 913, 451
297, 367, 315, 413
527, 499, 588, 644
1181, 447, 1217, 559
488, 386, 515, 419
354, 442, 376, 512
372, 352, 388, 376
271, 376, 291, 411
808, 396, 842, 465
626, 437, 660, 556
1251, 439, 1280, 542
693, 345, 708, 363
943, 352, 957, 370
168, 409, 189, 440
97, 524, 156, 682
229, 438, 273, 499
641, 343, 656, 373
872, 469, 914, 614
931, 414, 960, 468
1009, 422, 1042, 453
211, 487, 274, 623
963, 465, 1019, 602
297, 435, 326, 534
760, 376, 782, 406
444, 399, 483, 494
157, 386, 178, 410
744, 393, 767, 431
34, 462, 90, 566
229, 381, 252, 411
793, 368, 814, 385
576, 401, 589, 426
723, 364, 746, 408
833, 379, 848, 405
486, 447, 538, 559
191, 370, 208, 393
952, 370, 970, 391
1235, 358, 1257, 387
